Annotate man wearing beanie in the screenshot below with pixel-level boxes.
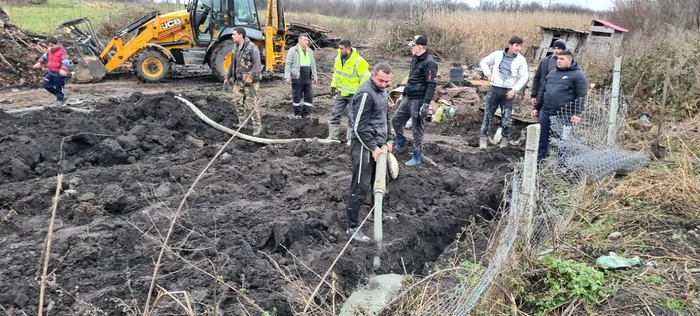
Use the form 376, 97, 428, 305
531, 39, 567, 107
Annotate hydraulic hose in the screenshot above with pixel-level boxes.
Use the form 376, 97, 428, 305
175, 96, 341, 145
373, 144, 389, 270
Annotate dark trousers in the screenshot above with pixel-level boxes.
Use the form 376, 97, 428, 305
480, 86, 513, 138
391, 98, 425, 150
329, 94, 353, 125
43, 72, 65, 101
538, 111, 572, 165
346, 140, 376, 229
292, 66, 313, 117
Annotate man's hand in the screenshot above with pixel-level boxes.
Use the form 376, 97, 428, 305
401, 76, 408, 85
313, 78, 318, 85
386, 143, 393, 153
530, 98, 536, 106
223, 78, 229, 85
487, 75, 492, 82
32, 63, 41, 70
285, 77, 291, 85
531, 110, 538, 119
506, 90, 516, 100
571, 115, 581, 124
372, 148, 385, 161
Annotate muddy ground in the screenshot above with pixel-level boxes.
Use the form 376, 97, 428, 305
0, 72, 525, 315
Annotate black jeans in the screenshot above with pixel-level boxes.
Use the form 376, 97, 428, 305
480, 86, 513, 138
292, 66, 313, 117
346, 140, 376, 229
391, 98, 425, 150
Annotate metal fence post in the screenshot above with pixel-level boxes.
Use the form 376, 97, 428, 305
520, 124, 540, 249
607, 56, 622, 147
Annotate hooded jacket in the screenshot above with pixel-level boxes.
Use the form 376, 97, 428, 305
535, 61, 588, 115
531, 55, 558, 98
350, 79, 394, 152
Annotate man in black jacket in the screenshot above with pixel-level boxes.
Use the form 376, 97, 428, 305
391, 35, 438, 166
531, 39, 566, 107
531, 50, 588, 162
345, 63, 394, 243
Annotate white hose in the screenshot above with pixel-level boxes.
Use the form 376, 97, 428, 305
5, 105, 94, 115
175, 96, 341, 145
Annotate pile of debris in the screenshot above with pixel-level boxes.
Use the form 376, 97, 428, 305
287, 22, 340, 49
0, 7, 48, 88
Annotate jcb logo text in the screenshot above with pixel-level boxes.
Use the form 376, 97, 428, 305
161, 18, 182, 30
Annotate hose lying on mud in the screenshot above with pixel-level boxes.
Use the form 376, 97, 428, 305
175, 96, 342, 145
5, 105, 94, 115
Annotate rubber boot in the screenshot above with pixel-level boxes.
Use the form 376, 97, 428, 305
326, 124, 340, 140
405, 148, 422, 166
395, 135, 407, 151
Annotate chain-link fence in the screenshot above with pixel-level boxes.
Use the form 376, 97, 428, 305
405, 76, 650, 315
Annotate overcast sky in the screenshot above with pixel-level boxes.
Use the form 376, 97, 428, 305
461, 0, 613, 11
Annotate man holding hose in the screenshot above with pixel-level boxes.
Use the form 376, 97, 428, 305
344, 63, 394, 243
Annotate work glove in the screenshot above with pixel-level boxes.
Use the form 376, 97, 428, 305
420, 103, 433, 122
243, 76, 253, 88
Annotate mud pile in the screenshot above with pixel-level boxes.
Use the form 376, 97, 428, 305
0, 92, 521, 315
0, 7, 48, 87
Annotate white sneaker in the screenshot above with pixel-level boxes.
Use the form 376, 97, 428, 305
346, 228, 370, 243
479, 137, 487, 149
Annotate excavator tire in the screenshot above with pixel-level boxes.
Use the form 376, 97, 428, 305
209, 38, 234, 83
134, 49, 171, 83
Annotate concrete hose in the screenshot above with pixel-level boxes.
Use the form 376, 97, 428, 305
5, 105, 94, 115
175, 96, 341, 145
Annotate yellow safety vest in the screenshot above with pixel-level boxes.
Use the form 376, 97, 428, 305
331, 48, 370, 97
299, 48, 311, 66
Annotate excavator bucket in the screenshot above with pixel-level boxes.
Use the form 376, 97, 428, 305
72, 55, 108, 83
58, 17, 108, 83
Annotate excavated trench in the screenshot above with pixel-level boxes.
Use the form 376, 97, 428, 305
0, 92, 522, 315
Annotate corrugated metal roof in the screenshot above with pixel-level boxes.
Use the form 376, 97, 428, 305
592, 18, 629, 33
537, 25, 589, 34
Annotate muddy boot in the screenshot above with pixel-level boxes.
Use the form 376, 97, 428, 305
405, 148, 422, 166
253, 126, 262, 136
479, 137, 487, 149
346, 228, 370, 243
499, 138, 508, 148
326, 124, 340, 140
395, 135, 407, 151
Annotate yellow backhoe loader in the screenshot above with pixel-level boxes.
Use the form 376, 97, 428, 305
59, 0, 286, 83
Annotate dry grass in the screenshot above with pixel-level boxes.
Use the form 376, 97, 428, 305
371, 11, 591, 62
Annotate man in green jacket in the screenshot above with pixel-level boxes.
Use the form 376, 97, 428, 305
327, 40, 371, 142
223, 27, 262, 136
284, 34, 318, 118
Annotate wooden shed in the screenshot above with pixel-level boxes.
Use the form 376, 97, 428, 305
587, 19, 628, 54
531, 26, 589, 62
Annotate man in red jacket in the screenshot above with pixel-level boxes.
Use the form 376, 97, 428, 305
33, 37, 70, 106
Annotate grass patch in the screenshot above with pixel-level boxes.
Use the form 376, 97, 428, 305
2, 0, 179, 35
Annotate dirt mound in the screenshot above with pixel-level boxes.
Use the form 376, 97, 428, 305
0, 7, 48, 88
0, 92, 521, 314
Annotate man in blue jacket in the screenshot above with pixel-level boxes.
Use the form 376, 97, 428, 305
531, 50, 588, 163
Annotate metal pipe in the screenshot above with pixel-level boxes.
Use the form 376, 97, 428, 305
372, 144, 389, 270
176, 96, 341, 145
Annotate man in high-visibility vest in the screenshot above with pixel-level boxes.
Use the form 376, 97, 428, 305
327, 40, 371, 142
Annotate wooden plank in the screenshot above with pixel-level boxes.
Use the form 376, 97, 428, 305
478, 107, 538, 124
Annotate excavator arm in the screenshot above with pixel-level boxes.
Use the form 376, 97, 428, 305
264, 0, 286, 71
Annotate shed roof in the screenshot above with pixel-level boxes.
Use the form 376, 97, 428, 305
591, 19, 629, 33
537, 25, 589, 34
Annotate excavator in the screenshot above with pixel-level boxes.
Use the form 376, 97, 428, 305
59, 0, 286, 83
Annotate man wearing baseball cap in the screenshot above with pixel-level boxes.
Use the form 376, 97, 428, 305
391, 35, 438, 166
